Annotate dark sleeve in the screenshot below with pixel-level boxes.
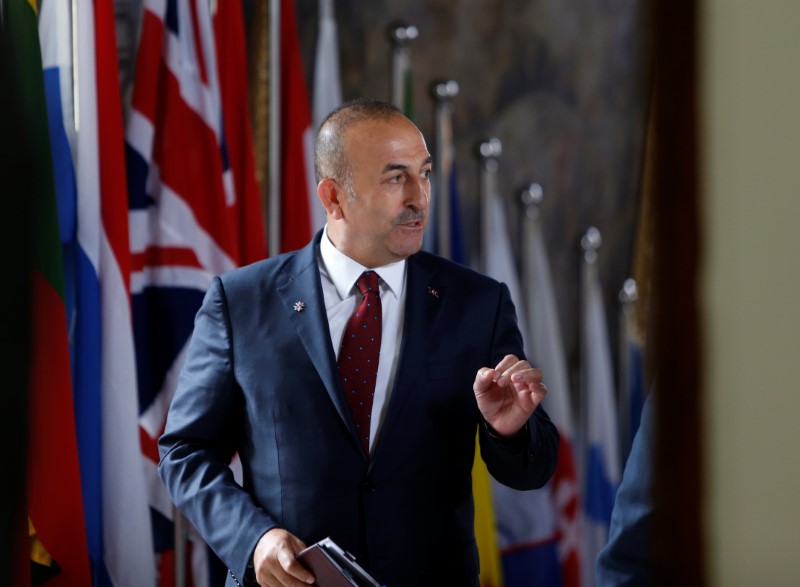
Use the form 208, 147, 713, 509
478, 282, 560, 490
595, 394, 655, 586
157, 277, 277, 582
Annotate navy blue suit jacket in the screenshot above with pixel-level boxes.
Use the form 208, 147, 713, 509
158, 233, 559, 586
596, 394, 654, 585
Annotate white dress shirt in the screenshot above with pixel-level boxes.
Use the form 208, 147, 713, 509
318, 227, 407, 455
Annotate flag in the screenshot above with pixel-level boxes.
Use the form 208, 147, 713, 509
481, 173, 561, 586
392, 41, 414, 119
38, 0, 77, 342
126, 0, 252, 582
580, 236, 621, 586
40, 0, 159, 583
312, 0, 343, 131
523, 206, 581, 586
473, 437, 504, 587
82, 0, 159, 582
423, 164, 468, 265
426, 95, 467, 265
5, 0, 91, 583
446, 164, 468, 265
311, 0, 343, 233
388, 23, 415, 119
213, 0, 267, 266
280, 0, 316, 252
618, 279, 645, 463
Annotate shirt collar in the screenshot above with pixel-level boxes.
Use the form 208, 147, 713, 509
320, 225, 406, 300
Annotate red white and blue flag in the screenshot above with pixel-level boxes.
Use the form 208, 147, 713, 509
126, 0, 264, 583
523, 210, 581, 586
40, 0, 157, 584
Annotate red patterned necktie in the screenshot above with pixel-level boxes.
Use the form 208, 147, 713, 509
338, 271, 382, 455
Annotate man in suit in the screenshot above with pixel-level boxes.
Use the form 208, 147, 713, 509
158, 99, 559, 587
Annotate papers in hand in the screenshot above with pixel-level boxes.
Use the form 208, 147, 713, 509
296, 537, 381, 587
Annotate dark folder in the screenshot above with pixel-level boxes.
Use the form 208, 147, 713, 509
296, 537, 381, 587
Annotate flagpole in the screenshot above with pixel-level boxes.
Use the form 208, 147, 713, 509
430, 80, 459, 259
520, 182, 544, 222
269, 0, 282, 256
71, 0, 79, 133
578, 225, 602, 498
618, 277, 639, 460
387, 22, 418, 113
520, 181, 544, 287
477, 138, 502, 274
174, 510, 187, 587
249, 0, 270, 254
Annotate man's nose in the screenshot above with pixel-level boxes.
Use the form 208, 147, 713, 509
406, 177, 430, 210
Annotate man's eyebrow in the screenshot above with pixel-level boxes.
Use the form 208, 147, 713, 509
381, 163, 409, 173
381, 156, 433, 174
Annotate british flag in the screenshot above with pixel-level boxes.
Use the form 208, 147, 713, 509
125, 0, 264, 583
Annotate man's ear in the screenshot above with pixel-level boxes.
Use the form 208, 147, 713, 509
317, 178, 344, 220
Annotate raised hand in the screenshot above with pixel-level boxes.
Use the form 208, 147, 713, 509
473, 354, 548, 437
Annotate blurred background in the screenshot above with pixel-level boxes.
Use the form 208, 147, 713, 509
3, 0, 799, 585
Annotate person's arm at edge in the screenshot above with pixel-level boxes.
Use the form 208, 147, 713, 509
595, 394, 655, 586
157, 276, 278, 584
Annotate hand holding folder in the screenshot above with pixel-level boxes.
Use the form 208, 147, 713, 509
296, 537, 382, 587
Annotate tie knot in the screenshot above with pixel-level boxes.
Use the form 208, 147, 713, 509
356, 271, 380, 297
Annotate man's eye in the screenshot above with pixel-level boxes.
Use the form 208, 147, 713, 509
422, 169, 432, 179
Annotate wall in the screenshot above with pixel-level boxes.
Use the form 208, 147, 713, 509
701, 0, 800, 583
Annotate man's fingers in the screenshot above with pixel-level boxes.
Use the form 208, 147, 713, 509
513, 378, 548, 410
508, 367, 543, 386
473, 367, 496, 392
254, 528, 315, 586
277, 546, 295, 569
277, 546, 314, 585
493, 354, 521, 375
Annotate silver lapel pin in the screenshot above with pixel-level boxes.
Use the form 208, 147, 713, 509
293, 300, 306, 312
427, 286, 440, 299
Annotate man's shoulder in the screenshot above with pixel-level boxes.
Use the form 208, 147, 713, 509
218, 245, 315, 290
410, 251, 503, 290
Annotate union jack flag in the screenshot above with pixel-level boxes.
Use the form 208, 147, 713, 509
125, 0, 264, 583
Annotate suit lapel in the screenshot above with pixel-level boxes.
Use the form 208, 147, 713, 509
275, 235, 360, 445
373, 254, 445, 462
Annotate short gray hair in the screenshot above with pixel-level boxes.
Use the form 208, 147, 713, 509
314, 99, 404, 189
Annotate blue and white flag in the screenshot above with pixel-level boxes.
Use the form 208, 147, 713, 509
481, 172, 561, 586
579, 235, 621, 586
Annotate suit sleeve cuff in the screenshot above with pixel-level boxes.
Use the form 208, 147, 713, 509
482, 419, 530, 454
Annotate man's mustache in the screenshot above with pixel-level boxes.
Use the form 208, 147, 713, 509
393, 209, 426, 225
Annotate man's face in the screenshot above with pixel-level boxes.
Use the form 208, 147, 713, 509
332, 117, 432, 268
